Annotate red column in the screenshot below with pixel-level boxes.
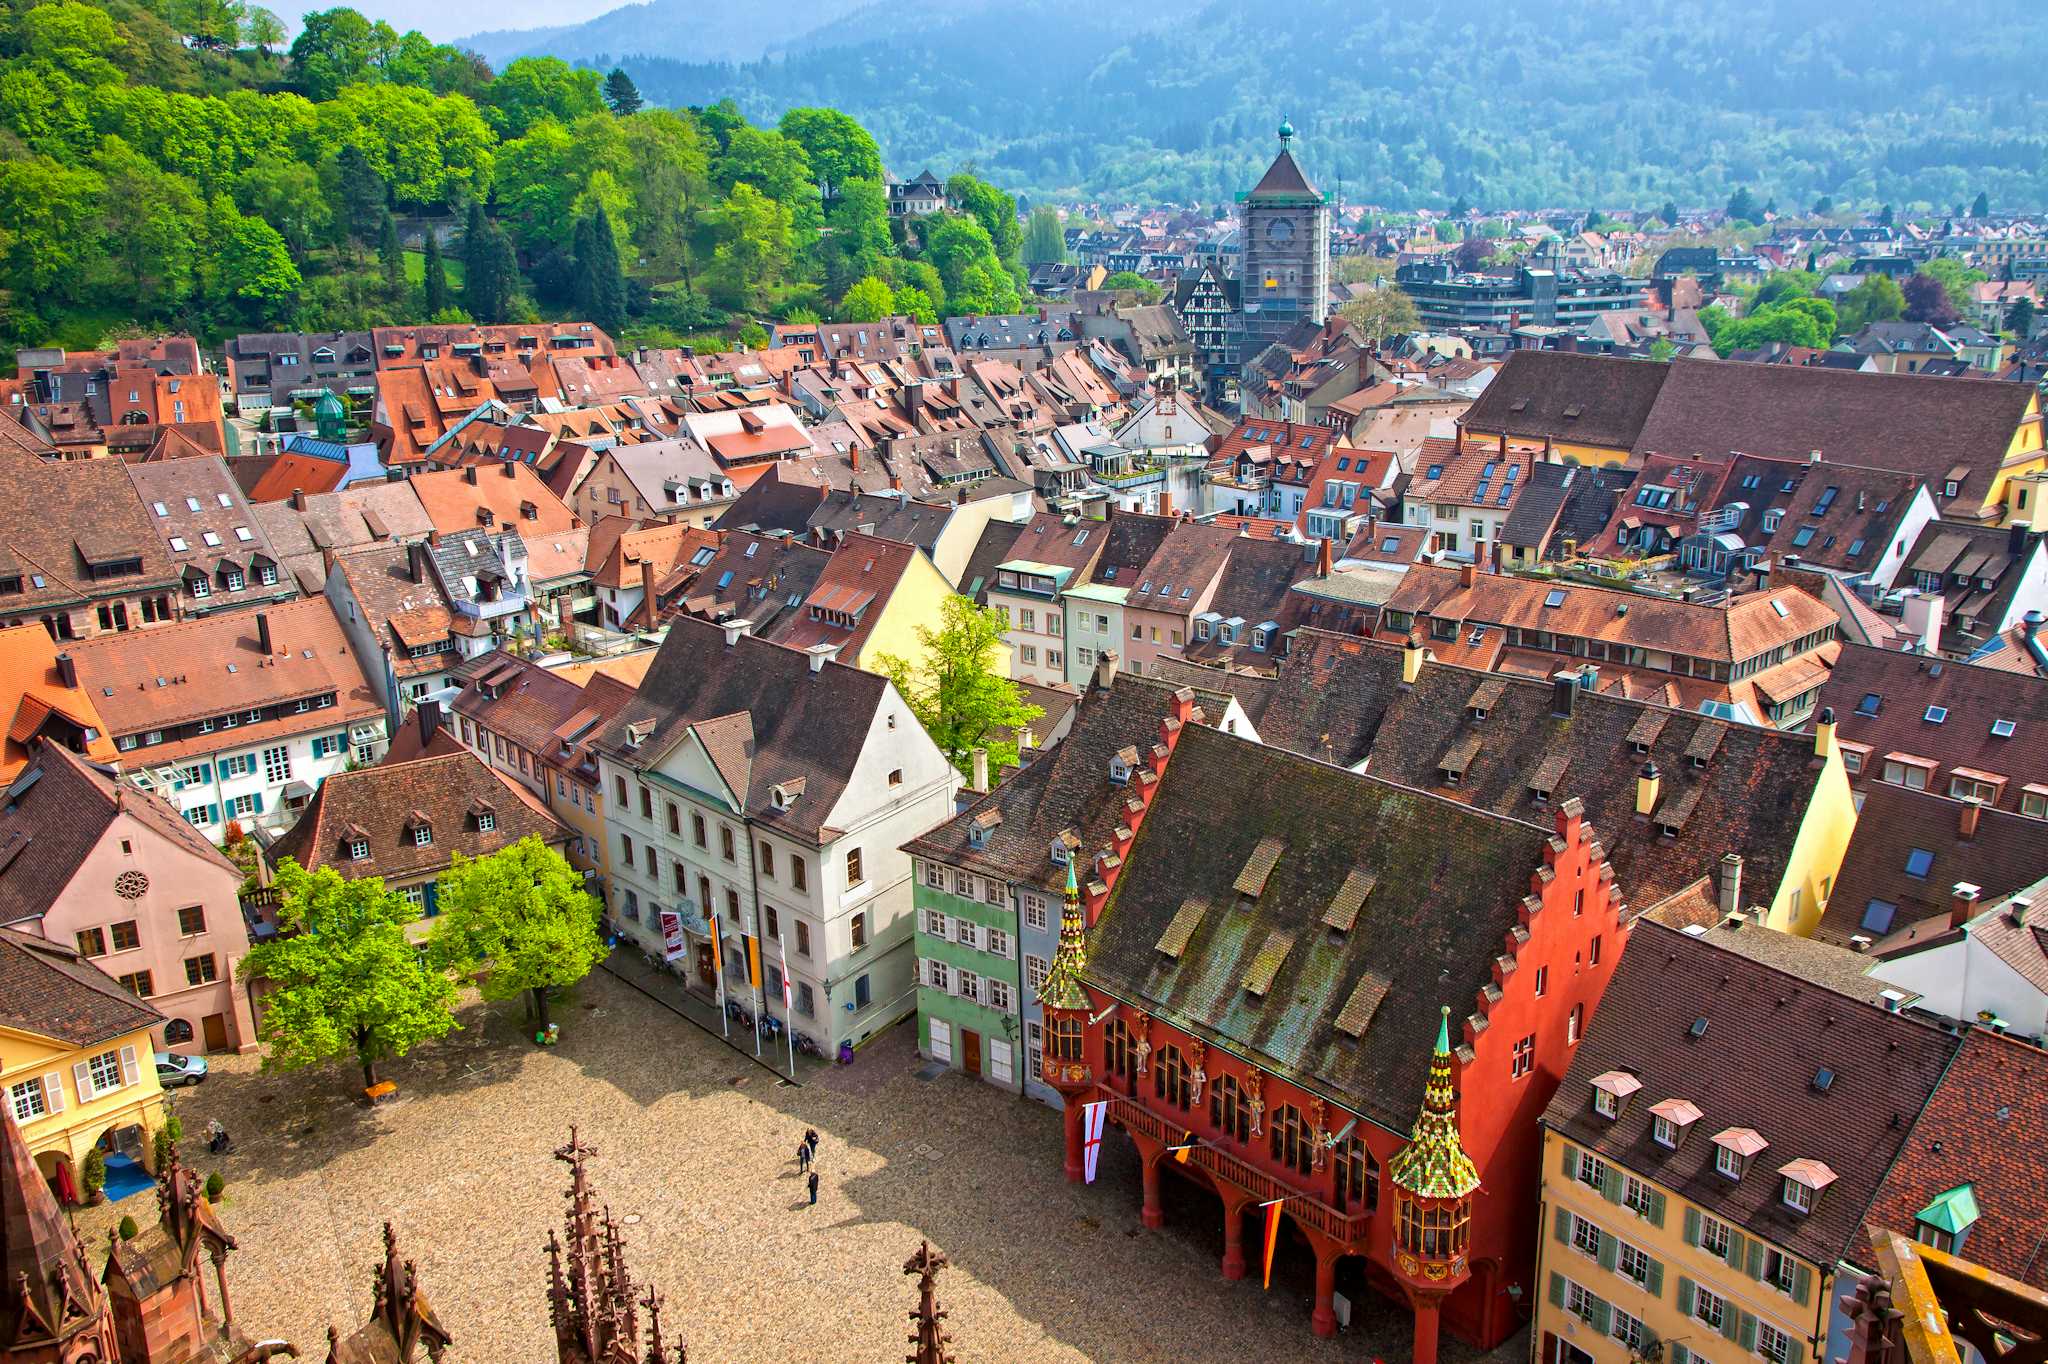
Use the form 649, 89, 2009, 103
1140, 1153, 1163, 1228
1311, 1242, 1339, 1338
1062, 1098, 1084, 1183
1411, 1296, 1442, 1364
1220, 1197, 1247, 1280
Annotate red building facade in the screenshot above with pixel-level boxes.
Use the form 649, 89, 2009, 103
1037, 718, 1628, 1353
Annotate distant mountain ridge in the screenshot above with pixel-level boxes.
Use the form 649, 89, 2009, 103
473, 0, 2048, 212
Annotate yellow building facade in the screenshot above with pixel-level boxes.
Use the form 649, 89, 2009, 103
1536, 1129, 1828, 1364
3, 1013, 165, 1197
1761, 714, 1858, 937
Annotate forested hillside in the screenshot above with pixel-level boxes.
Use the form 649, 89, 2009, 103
0, 0, 1024, 352
598, 0, 2048, 209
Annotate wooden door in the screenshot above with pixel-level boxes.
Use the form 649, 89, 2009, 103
962, 1030, 982, 1078
201, 1013, 228, 1052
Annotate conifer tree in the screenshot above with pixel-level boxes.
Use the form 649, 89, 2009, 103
423, 230, 449, 317
576, 206, 627, 335
602, 67, 643, 116
378, 211, 404, 296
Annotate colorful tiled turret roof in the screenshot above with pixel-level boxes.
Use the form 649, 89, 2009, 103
1040, 856, 1091, 1011
1387, 1006, 1481, 1200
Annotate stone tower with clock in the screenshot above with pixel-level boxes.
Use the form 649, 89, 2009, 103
1233, 119, 1331, 385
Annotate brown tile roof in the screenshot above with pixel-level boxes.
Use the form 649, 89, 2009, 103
1632, 358, 2038, 515
332, 544, 456, 678
1460, 350, 1672, 450
1761, 462, 1923, 576
242, 451, 351, 503
0, 442, 179, 614
1818, 644, 2048, 813
0, 739, 236, 930
1544, 919, 1959, 1267
126, 455, 296, 607
65, 596, 381, 747
0, 624, 116, 780
449, 650, 634, 779
773, 532, 918, 659
270, 749, 566, 879
1084, 720, 1558, 1133
410, 463, 577, 540
1085, 510, 1175, 588
1128, 521, 1236, 613
674, 531, 830, 633
994, 511, 1109, 574
0, 923, 162, 1047
1864, 1028, 2048, 1287
1896, 520, 2041, 653
1815, 781, 2048, 947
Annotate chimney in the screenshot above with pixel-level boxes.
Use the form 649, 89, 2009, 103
720, 618, 754, 647
1636, 761, 1661, 817
1401, 636, 1425, 685
1158, 490, 1173, 519
1093, 649, 1119, 692
290, 488, 306, 511
641, 555, 659, 625
1459, 562, 1477, 589
1879, 989, 1905, 1012
464, 465, 478, 485
502, 459, 517, 478
417, 697, 442, 748
1550, 669, 1576, 717
1812, 705, 1836, 760
54, 651, 75, 688
1958, 795, 1983, 841
408, 540, 430, 584
970, 746, 990, 793
805, 642, 839, 673
256, 611, 273, 655
1717, 854, 1744, 917
1900, 591, 1943, 655
1949, 882, 1982, 929
1315, 536, 1333, 578
1808, 448, 1823, 465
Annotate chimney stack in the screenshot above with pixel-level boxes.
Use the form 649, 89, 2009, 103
1718, 853, 1744, 917
805, 642, 839, 673
641, 555, 659, 628
256, 612, 272, 655
1401, 635, 1425, 685
1812, 705, 1836, 760
417, 697, 441, 748
1958, 795, 1983, 841
1315, 536, 1333, 579
970, 746, 990, 793
407, 541, 430, 584
1636, 761, 1661, 817
1093, 649, 1119, 692
502, 459, 517, 478
1550, 669, 1577, 718
290, 488, 306, 511
1949, 882, 1982, 929
2008, 521, 2032, 557
54, 651, 75, 688
464, 465, 478, 485
1459, 561, 1477, 589
720, 618, 754, 648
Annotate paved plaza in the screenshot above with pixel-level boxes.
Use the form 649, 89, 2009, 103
82, 966, 1528, 1362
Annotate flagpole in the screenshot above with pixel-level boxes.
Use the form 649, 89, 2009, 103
709, 912, 729, 1039
779, 936, 796, 1079
750, 937, 764, 1059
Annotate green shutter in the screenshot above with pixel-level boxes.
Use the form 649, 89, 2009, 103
1646, 1257, 1665, 1298
1562, 1145, 1579, 1181
1739, 1311, 1759, 1350
1670, 1344, 1690, 1364
1793, 1261, 1814, 1305
1747, 1239, 1766, 1280
1683, 1205, 1701, 1247
1785, 1338, 1806, 1364
1548, 1272, 1566, 1309
1721, 1305, 1742, 1342
1647, 1187, 1667, 1227
1726, 1228, 1747, 1270
1677, 1277, 1696, 1317
1598, 1232, 1618, 1272
1590, 1297, 1612, 1336
1555, 1207, 1571, 1244
1601, 1166, 1624, 1203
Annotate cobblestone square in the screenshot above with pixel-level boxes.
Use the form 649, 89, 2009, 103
82, 967, 1528, 1362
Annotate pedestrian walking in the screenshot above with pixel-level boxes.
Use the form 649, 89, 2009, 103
804, 1127, 819, 1156
807, 1170, 819, 1206
797, 1141, 811, 1173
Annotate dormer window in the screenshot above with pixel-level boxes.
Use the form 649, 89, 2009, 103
349, 839, 369, 860
413, 825, 432, 847
1778, 1159, 1835, 1215
1109, 745, 1137, 785
1649, 1098, 1701, 1149
1914, 1183, 1978, 1255
1713, 1126, 1768, 1181
1590, 1070, 1641, 1119
1717, 1145, 1745, 1180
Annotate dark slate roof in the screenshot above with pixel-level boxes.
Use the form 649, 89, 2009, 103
711, 471, 827, 535
1086, 510, 1175, 588
677, 530, 831, 633
1459, 351, 1672, 450
0, 924, 162, 1048
270, 749, 566, 878
1817, 643, 2048, 814
593, 617, 890, 840
1083, 721, 1553, 1134
1894, 520, 2041, 654
1498, 461, 1576, 550
1813, 782, 2048, 947
1553, 465, 1639, 554
1864, 1029, 2048, 1287
1632, 359, 2038, 513
1247, 148, 1319, 200
956, 519, 1024, 604
1544, 919, 1959, 1268
1182, 538, 1317, 669
806, 490, 953, 554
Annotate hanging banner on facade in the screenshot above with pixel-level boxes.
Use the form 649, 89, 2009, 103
659, 911, 686, 961
1081, 1100, 1108, 1184
1260, 1197, 1286, 1290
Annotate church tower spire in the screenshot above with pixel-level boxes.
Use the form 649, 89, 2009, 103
1, 1109, 121, 1364
1038, 854, 1100, 1181
1039, 856, 1090, 1012
1386, 1006, 1479, 1364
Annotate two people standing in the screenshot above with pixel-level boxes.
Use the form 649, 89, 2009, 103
799, 1127, 821, 1206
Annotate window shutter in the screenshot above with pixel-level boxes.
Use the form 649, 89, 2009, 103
208, 804, 220, 824
1670, 1346, 1690, 1364
253, 791, 265, 813
1561, 1145, 1578, 1181
1722, 1305, 1743, 1342
72, 1060, 92, 1101
1597, 1232, 1618, 1272
1683, 1206, 1701, 1246
1726, 1229, 1747, 1270
1738, 1311, 1758, 1351
1554, 1207, 1571, 1244
1647, 1187, 1667, 1227
1677, 1276, 1696, 1318
1548, 1273, 1566, 1309
1646, 1257, 1665, 1297
1601, 1167, 1623, 1203
41, 1072, 64, 1113
1747, 1240, 1766, 1280
1793, 1261, 1814, 1306
1590, 1297, 1612, 1336
1785, 1337, 1806, 1364
120, 1045, 139, 1086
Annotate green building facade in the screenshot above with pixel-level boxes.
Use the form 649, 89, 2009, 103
910, 854, 1024, 1092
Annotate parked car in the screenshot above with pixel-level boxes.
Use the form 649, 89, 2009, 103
154, 1052, 208, 1087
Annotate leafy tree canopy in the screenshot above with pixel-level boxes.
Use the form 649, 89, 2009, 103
428, 835, 606, 1031
877, 595, 1042, 777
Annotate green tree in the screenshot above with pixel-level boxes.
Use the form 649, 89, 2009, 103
241, 6, 283, 53
876, 595, 1042, 778
699, 180, 792, 312
820, 175, 890, 292
201, 194, 301, 324
1660, 201, 1679, 227
1648, 337, 1677, 362
1335, 255, 1390, 286
1879, 204, 1894, 227
893, 285, 937, 324
237, 858, 458, 1091
378, 210, 404, 295
1971, 190, 1990, 219
428, 835, 605, 1032
2004, 297, 2035, 338
1835, 275, 1905, 334
329, 143, 385, 247
288, 7, 377, 101
1022, 206, 1065, 264
1100, 270, 1162, 304
1920, 256, 1986, 316
1338, 283, 1421, 342
839, 274, 893, 321
944, 172, 1022, 265
1725, 187, 1760, 223
422, 229, 448, 316
486, 57, 603, 138
1752, 270, 1817, 309
602, 67, 642, 116
575, 203, 627, 333
778, 106, 882, 197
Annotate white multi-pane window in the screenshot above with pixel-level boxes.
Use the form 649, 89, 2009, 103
9, 1078, 49, 1122
1024, 954, 1049, 992
925, 959, 949, 992
985, 927, 1010, 958
1617, 1241, 1653, 1286
987, 979, 1013, 1011
1023, 895, 1048, 932
957, 970, 980, 1003
262, 744, 291, 783
1757, 1322, 1794, 1364
1610, 1308, 1644, 1352
955, 920, 981, 950
1571, 1214, 1602, 1258
922, 910, 949, 937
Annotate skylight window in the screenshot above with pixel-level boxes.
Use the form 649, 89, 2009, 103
1543, 589, 1567, 608
1856, 693, 1881, 716
1904, 848, 1934, 879
1770, 599, 1789, 618
1992, 718, 2016, 738
1860, 900, 1898, 934
1925, 706, 1948, 724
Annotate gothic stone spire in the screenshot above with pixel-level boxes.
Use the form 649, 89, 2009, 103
903, 1241, 954, 1364
2, 1108, 111, 1356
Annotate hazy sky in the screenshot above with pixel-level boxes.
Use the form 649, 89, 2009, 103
281, 0, 605, 42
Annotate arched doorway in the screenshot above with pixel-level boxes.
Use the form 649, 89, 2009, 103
33, 1148, 76, 1204
91, 1122, 153, 1201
